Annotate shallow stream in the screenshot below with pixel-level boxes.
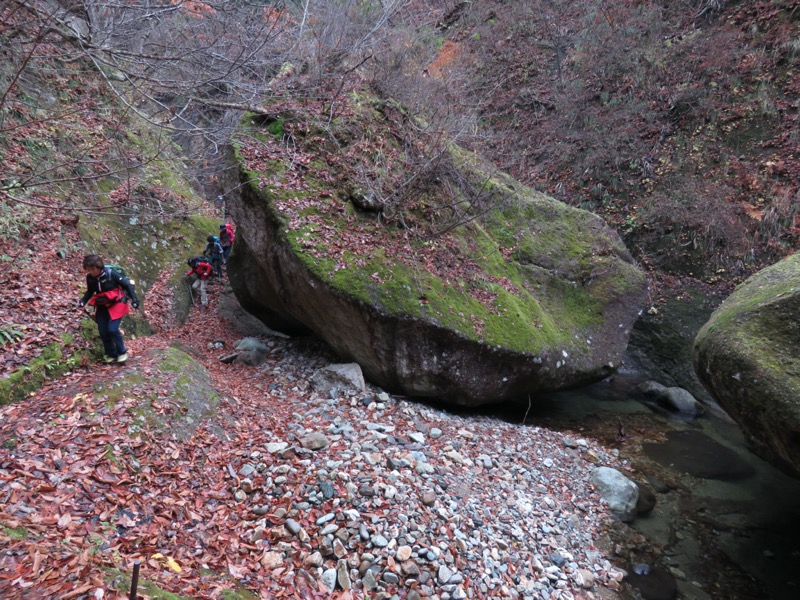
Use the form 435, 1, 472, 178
481, 371, 800, 600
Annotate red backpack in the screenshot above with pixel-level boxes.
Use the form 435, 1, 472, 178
223, 223, 234, 244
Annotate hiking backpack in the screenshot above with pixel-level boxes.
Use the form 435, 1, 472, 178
105, 264, 135, 299
205, 237, 223, 259
190, 256, 211, 268
221, 223, 234, 245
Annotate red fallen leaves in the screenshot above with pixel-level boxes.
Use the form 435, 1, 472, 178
0, 281, 368, 597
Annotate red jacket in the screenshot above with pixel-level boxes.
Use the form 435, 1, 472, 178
187, 261, 212, 280
220, 224, 234, 246
88, 288, 131, 320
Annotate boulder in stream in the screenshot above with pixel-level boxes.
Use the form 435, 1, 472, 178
693, 252, 800, 478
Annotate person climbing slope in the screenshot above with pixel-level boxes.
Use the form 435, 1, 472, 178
204, 235, 224, 281
219, 222, 235, 264
186, 256, 213, 307
79, 254, 139, 364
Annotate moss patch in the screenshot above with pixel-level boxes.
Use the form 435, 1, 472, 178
1, 523, 29, 540
259, 145, 641, 354
697, 251, 800, 336
693, 251, 800, 475
0, 334, 86, 405
94, 345, 219, 441
231, 86, 646, 405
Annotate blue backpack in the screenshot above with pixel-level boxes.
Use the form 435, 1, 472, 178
205, 237, 223, 259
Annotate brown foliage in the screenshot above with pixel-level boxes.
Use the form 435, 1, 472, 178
450, 0, 800, 280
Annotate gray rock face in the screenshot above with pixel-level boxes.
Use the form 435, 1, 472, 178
228, 144, 646, 406
310, 363, 366, 397
694, 251, 800, 478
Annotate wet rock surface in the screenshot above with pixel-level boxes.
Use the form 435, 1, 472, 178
642, 430, 756, 481
625, 564, 678, 600
515, 373, 800, 600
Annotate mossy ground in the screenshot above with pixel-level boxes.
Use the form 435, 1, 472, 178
78, 213, 220, 300
1, 45, 222, 405
93, 346, 218, 441
0, 333, 82, 405
1, 524, 29, 540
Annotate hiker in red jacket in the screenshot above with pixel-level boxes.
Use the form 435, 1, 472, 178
187, 256, 212, 306
79, 254, 138, 364
219, 222, 235, 264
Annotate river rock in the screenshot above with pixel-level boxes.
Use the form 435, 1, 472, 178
635, 481, 657, 515
693, 252, 800, 478
228, 112, 647, 406
310, 363, 366, 397
234, 337, 271, 353
638, 382, 703, 415
233, 349, 267, 366
656, 387, 703, 415
591, 466, 639, 522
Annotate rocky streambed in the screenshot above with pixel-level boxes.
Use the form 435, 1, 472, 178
214, 285, 800, 600
496, 372, 800, 600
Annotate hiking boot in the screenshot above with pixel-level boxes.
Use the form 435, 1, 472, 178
116, 353, 128, 364
103, 356, 116, 364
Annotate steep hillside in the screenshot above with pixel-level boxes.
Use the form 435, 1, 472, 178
0, 2, 219, 398
424, 0, 800, 288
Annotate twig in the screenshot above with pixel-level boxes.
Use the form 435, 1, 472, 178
522, 394, 532, 425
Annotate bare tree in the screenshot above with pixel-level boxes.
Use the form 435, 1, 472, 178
1, 0, 499, 242
1, 0, 426, 218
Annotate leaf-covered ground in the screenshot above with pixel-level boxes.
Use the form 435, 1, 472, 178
0, 241, 627, 599
0, 254, 345, 598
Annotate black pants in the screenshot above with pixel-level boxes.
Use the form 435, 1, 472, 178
211, 257, 223, 279
95, 307, 126, 358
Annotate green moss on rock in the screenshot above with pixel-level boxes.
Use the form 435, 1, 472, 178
229, 88, 646, 403
0, 334, 85, 405
694, 251, 800, 477
94, 346, 219, 440
270, 155, 640, 354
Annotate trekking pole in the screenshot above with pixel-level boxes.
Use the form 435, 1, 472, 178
129, 560, 140, 599
187, 278, 196, 305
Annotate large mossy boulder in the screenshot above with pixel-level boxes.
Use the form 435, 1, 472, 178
694, 252, 800, 478
227, 103, 647, 406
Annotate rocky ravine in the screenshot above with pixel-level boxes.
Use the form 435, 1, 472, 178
0, 289, 632, 599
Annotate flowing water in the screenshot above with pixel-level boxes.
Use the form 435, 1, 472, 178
477, 371, 800, 600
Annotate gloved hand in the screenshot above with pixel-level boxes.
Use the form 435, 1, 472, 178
132, 301, 139, 309
77, 300, 86, 308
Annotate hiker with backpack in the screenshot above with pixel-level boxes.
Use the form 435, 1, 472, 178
204, 235, 224, 281
219, 222, 235, 264
186, 256, 212, 306
79, 254, 139, 364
